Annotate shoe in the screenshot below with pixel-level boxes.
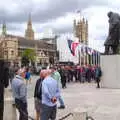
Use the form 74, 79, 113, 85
58, 106, 65, 109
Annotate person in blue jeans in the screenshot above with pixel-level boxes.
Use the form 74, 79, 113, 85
50, 66, 65, 109
25, 68, 31, 85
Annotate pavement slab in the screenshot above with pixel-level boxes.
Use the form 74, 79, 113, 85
4, 76, 120, 120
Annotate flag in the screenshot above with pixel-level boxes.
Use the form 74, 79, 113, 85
67, 39, 74, 55
87, 47, 93, 55
67, 39, 79, 56
71, 42, 79, 56
92, 50, 96, 56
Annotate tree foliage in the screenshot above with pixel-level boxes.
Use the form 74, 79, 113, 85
21, 48, 36, 66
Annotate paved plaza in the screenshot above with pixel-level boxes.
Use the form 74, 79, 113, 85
5, 75, 120, 120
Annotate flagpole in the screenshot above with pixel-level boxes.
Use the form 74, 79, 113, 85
86, 54, 89, 65
75, 10, 81, 66
93, 52, 95, 66
91, 53, 92, 66
96, 51, 98, 65
78, 42, 81, 66
86, 47, 89, 65
79, 49, 81, 66
98, 52, 100, 65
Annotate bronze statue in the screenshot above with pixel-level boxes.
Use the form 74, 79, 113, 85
104, 11, 120, 54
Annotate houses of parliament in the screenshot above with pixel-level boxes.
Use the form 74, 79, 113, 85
73, 17, 88, 45
73, 16, 89, 65
0, 14, 88, 66
0, 16, 57, 66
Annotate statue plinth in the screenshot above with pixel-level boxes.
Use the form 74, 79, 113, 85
101, 55, 120, 88
4, 88, 17, 120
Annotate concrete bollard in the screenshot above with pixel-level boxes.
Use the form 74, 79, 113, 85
4, 97, 17, 120
73, 108, 88, 120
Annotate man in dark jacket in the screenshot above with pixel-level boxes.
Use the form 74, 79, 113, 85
0, 60, 9, 120
95, 66, 102, 88
86, 66, 92, 83
59, 66, 66, 89
34, 70, 45, 120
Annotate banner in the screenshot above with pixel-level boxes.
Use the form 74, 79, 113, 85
67, 39, 79, 56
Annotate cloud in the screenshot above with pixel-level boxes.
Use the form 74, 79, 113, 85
0, 0, 108, 23
0, 0, 120, 53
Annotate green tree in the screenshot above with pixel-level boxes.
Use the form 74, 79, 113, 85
21, 48, 36, 66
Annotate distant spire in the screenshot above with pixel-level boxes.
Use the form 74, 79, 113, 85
82, 17, 85, 24
2, 20, 7, 35
86, 19, 88, 24
25, 13, 34, 40
75, 9, 82, 21
74, 19, 76, 26
28, 12, 32, 26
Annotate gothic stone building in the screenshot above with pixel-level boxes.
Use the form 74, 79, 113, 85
0, 16, 57, 66
73, 17, 88, 45
73, 16, 89, 65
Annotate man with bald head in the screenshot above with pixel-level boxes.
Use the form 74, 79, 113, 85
34, 69, 45, 120
41, 69, 60, 120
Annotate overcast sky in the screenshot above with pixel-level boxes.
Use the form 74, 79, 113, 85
0, 0, 120, 52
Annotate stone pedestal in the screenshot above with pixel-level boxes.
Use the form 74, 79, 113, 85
101, 55, 120, 88
4, 88, 17, 120
73, 108, 87, 120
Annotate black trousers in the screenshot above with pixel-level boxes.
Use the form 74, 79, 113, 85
96, 77, 100, 88
15, 99, 28, 120
61, 78, 66, 88
0, 100, 4, 120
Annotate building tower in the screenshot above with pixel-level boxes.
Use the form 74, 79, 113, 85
2, 21, 7, 35
25, 14, 34, 40
73, 17, 88, 45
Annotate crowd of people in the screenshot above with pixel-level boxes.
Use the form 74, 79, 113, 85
11, 66, 65, 120
0, 60, 102, 120
56, 64, 102, 88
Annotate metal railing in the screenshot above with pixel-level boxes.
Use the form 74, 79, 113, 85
58, 113, 73, 120
58, 112, 95, 120
16, 106, 95, 120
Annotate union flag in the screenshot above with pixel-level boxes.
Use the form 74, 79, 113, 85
67, 39, 79, 56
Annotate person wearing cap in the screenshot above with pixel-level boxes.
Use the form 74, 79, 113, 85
12, 68, 28, 120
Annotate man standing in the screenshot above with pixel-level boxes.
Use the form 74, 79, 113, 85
51, 66, 65, 109
41, 70, 60, 120
59, 66, 66, 89
12, 68, 28, 120
34, 70, 45, 120
0, 60, 9, 120
95, 65, 102, 88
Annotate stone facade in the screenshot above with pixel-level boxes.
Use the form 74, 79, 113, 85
73, 16, 89, 65
0, 35, 57, 65
73, 18, 88, 45
0, 35, 18, 62
0, 17, 57, 66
